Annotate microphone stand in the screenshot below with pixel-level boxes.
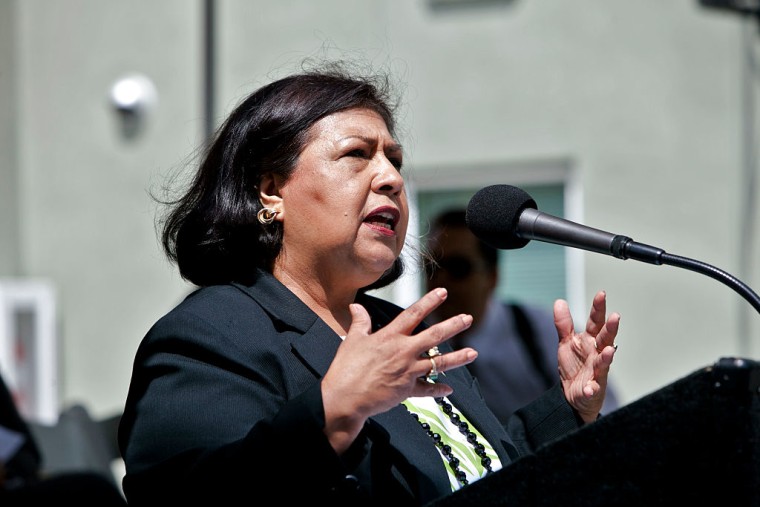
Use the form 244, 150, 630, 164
660, 253, 760, 315
479, 200, 760, 314
617, 238, 760, 314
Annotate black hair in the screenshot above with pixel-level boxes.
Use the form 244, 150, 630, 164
156, 62, 404, 289
429, 208, 499, 271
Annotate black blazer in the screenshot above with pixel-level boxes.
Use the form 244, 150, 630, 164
118, 270, 581, 506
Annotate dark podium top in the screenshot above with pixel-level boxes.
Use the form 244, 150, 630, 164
429, 356, 760, 507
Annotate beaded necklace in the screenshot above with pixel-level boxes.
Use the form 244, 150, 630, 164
404, 396, 495, 488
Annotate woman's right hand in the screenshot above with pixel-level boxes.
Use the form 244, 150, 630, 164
321, 287, 477, 454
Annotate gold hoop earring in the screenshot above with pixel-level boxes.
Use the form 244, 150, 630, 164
257, 207, 279, 225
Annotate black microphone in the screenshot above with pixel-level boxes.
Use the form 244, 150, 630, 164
465, 184, 665, 264
465, 184, 760, 314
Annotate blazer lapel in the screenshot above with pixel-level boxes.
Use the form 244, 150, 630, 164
233, 272, 504, 499
371, 403, 453, 499
446, 369, 516, 466
233, 272, 343, 377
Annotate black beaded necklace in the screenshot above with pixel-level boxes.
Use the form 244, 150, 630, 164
406, 397, 494, 487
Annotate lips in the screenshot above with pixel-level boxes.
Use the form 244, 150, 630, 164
364, 206, 400, 232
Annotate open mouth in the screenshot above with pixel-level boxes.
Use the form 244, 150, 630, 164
364, 207, 400, 232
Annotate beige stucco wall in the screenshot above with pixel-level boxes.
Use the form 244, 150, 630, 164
2, 0, 758, 419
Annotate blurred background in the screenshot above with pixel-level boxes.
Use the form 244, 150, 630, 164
0, 0, 758, 475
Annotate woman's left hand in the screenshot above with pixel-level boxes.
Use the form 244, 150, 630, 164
554, 290, 620, 423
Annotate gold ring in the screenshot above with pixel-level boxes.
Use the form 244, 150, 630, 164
426, 356, 439, 382
427, 346, 441, 358
596, 341, 619, 352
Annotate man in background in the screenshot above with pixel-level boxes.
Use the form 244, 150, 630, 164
424, 208, 621, 424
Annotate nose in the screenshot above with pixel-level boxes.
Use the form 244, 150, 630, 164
373, 157, 404, 195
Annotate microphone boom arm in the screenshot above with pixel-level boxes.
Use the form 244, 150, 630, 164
516, 208, 760, 314
658, 253, 760, 315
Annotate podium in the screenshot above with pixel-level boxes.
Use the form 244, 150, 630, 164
429, 356, 760, 506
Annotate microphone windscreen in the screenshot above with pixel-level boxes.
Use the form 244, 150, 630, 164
466, 184, 537, 250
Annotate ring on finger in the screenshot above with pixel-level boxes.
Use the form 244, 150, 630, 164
596, 341, 619, 352
426, 356, 439, 382
427, 346, 441, 358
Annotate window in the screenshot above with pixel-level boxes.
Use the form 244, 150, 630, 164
0, 280, 58, 423
416, 183, 566, 311
376, 157, 584, 316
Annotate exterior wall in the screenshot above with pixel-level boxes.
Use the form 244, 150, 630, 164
0, 1, 20, 276
7, 0, 200, 417
2, 0, 757, 417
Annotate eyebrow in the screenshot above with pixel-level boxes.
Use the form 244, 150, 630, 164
387, 142, 403, 155
344, 135, 403, 154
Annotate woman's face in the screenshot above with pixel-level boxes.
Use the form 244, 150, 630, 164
274, 108, 408, 290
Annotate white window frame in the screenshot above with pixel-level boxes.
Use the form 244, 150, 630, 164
0, 279, 58, 424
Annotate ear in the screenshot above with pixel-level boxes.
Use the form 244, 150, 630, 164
258, 173, 284, 221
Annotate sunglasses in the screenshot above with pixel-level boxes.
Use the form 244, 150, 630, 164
425, 255, 480, 280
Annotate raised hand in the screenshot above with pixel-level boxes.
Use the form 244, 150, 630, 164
321, 288, 476, 453
554, 290, 620, 423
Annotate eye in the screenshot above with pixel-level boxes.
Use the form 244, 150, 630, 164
386, 145, 403, 171
388, 156, 403, 171
346, 148, 369, 159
